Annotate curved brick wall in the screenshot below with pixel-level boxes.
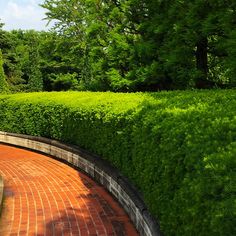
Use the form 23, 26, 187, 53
0, 131, 161, 236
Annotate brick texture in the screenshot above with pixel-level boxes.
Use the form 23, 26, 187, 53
0, 144, 138, 236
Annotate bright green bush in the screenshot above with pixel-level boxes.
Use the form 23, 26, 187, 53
0, 90, 235, 235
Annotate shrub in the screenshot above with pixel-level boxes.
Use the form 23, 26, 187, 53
0, 90, 235, 235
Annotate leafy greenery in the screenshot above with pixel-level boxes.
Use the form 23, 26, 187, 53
0, 49, 8, 93
0, 1, 235, 234
0, 25, 80, 92
41, 0, 236, 90
27, 33, 43, 92
0, 90, 235, 235
49, 73, 79, 91
1, 0, 236, 92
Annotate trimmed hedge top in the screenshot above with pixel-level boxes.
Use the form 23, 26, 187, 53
0, 90, 235, 235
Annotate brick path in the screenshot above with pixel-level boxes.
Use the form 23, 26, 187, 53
0, 144, 138, 236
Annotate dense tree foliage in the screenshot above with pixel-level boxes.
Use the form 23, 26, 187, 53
1, 1, 236, 92
0, 23, 80, 92
41, 0, 236, 91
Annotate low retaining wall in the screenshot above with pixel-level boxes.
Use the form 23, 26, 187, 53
0, 131, 161, 236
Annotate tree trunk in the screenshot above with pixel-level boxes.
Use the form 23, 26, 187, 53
195, 37, 211, 88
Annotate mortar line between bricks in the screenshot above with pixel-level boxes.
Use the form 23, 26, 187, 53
38, 161, 71, 236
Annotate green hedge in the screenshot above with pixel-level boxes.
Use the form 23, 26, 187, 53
0, 90, 235, 235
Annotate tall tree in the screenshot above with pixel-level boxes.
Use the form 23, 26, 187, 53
134, 0, 236, 88
42, 0, 140, 91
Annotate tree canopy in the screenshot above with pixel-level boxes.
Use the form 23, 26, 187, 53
0, 1, 236, 92
41, 0, 236, 90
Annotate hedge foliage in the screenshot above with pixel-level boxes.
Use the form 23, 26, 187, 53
0, 90, 235, 235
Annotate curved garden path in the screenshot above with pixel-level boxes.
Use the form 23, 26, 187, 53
0, 144, 138, 236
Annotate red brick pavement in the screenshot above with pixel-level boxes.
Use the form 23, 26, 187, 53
0, 144, 138, 236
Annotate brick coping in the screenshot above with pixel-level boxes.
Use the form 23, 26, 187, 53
0, 131, 161, 236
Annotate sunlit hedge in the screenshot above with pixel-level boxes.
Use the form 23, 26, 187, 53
0, 90, 235, 235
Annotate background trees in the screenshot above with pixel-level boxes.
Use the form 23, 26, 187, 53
0, 0, 236, 92
41, 0, 236, 91
0, 26, 80, 92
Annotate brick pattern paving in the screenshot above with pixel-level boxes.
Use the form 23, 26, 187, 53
0, 144, 138, 236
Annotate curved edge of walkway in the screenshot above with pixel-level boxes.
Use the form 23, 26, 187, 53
0, 175, 3, 215
0, 131, 161, 236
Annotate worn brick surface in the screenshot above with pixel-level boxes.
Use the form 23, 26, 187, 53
0, 144, 138, 236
